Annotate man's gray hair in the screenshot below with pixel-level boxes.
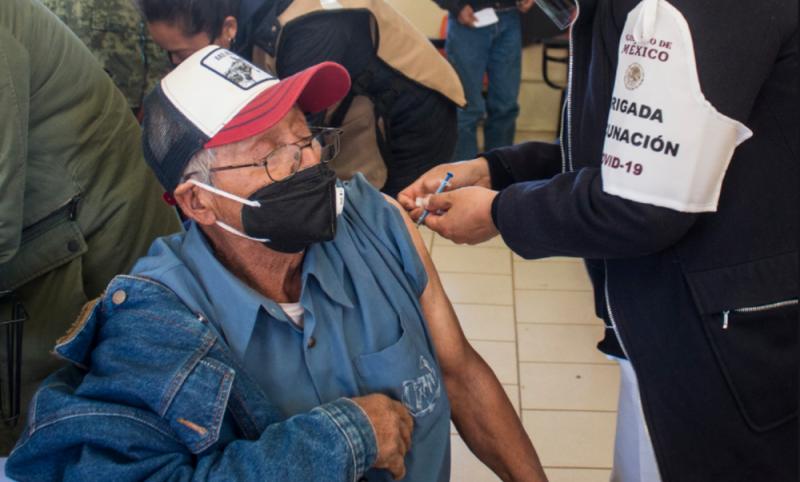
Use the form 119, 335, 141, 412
181, 147, 219, 186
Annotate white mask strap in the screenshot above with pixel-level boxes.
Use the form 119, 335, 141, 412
336, 186, 345, 216
633, 0, 659, 43
188, 179, 261, 208
215, 220, 271, 243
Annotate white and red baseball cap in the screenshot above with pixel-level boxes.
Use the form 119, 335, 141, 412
142, 46, 350, 194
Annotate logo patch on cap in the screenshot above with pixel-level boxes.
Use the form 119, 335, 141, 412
201, 49, 272, 90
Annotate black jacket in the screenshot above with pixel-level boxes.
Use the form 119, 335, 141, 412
235, 1, 457, 196
485, 0, 798, 480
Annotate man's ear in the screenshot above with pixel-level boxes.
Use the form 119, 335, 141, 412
222, 16, 238, 42
173, 182, 217, 226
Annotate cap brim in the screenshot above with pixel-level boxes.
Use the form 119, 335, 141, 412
205, 62, 351, 148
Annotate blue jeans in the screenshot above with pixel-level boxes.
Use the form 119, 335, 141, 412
446, 10, 522, 161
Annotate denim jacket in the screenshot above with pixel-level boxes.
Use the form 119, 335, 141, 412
5, 275, 379, 481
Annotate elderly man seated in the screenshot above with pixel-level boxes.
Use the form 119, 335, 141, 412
6, 47, 547, 482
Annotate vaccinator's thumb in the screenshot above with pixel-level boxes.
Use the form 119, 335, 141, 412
425, 192, 453, 213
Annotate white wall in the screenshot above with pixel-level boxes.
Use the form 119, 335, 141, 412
385, 0, 448, 38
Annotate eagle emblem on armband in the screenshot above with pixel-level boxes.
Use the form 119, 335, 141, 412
624, 63, 645, 90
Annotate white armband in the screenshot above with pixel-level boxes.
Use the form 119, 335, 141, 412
601, 0, 752, 213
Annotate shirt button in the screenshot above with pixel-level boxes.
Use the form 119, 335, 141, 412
112, 290, 127, 305
307, 336, 316, 349
271, 25, 277, 33
67, 240, 80, 252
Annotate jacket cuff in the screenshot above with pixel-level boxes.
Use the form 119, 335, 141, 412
483, 151, 516, 191
491, 189, 504, 229
316, 398, 378, 478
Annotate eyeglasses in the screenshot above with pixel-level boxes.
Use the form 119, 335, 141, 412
208, 127, 342, 182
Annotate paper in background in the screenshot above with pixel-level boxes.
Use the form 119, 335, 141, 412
473, 8, 499, 28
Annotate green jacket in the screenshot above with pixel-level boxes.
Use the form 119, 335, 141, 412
40, 0, 171, 109
0, 0, 182, 295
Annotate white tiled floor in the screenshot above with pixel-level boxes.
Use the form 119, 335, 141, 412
419, 226, 618, 482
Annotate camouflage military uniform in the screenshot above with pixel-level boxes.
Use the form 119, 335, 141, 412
41, 0, 171, 109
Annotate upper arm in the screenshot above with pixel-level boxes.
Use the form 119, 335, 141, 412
382, 194, 471, 375
0, 30, 29, 264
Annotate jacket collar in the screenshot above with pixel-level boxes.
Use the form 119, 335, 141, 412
53, 275, 214, 368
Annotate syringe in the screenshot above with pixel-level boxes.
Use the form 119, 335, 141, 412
415, 172, 453, 227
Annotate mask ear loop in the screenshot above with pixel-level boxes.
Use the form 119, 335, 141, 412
187, 179, 261, 208
186, 180, 271, 243
215, 220, 271, 243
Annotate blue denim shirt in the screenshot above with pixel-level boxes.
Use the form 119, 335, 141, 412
7, 175, 451, 481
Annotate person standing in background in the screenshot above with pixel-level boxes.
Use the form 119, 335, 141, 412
435, 0, 534, 161
400, 0, 797, 480
0, 0, 183, 454
137, 0, 465, 198
41, 0, 172, 118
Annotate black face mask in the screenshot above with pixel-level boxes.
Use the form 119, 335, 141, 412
239, 164, 339, 253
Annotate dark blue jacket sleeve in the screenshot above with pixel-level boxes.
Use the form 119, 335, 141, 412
487, 0, 796, 261
493, 163, 697, 260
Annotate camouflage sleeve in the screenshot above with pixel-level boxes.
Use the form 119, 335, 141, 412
40, 0, 155, 109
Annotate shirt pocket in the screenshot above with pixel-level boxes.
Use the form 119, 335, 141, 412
703, 301, 798, 432
352, 318, 449, 437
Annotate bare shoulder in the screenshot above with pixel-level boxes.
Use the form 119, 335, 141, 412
382, 194, 429, 255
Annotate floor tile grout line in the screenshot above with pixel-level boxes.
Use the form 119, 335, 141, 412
515, 322, 606, 327
519, 360, 620, 366
510, 247, 524, 419
515, 288, 595, 293
465, 338, 518, 343
513, 262, 588, 267
514, 288, 595, 293
514, 259, 586, 263
468, 339, 517, 345
519, 361, 618, 366
448, 301, 515, 307
521, 408, 618, 414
